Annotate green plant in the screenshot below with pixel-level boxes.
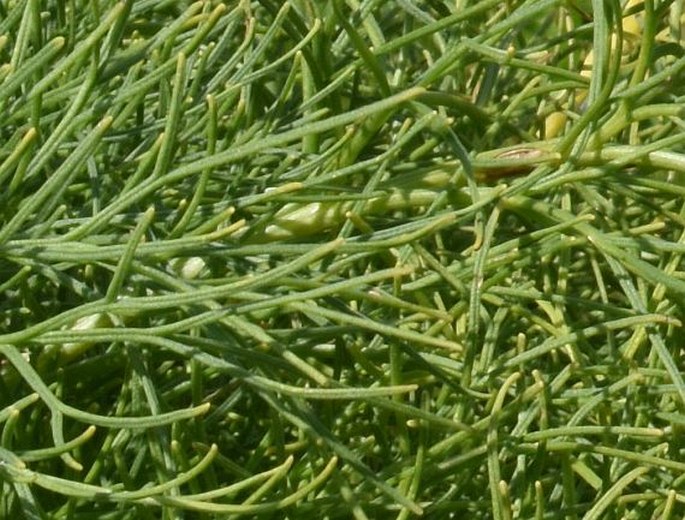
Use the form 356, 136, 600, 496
1, 0, 685, 518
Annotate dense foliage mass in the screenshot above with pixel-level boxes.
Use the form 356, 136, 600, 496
1, 0, 685, 518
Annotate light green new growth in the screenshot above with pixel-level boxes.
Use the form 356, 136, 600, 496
0, 0, 684, 518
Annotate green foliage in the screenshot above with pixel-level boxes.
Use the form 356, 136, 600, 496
0, 0, 685, 518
